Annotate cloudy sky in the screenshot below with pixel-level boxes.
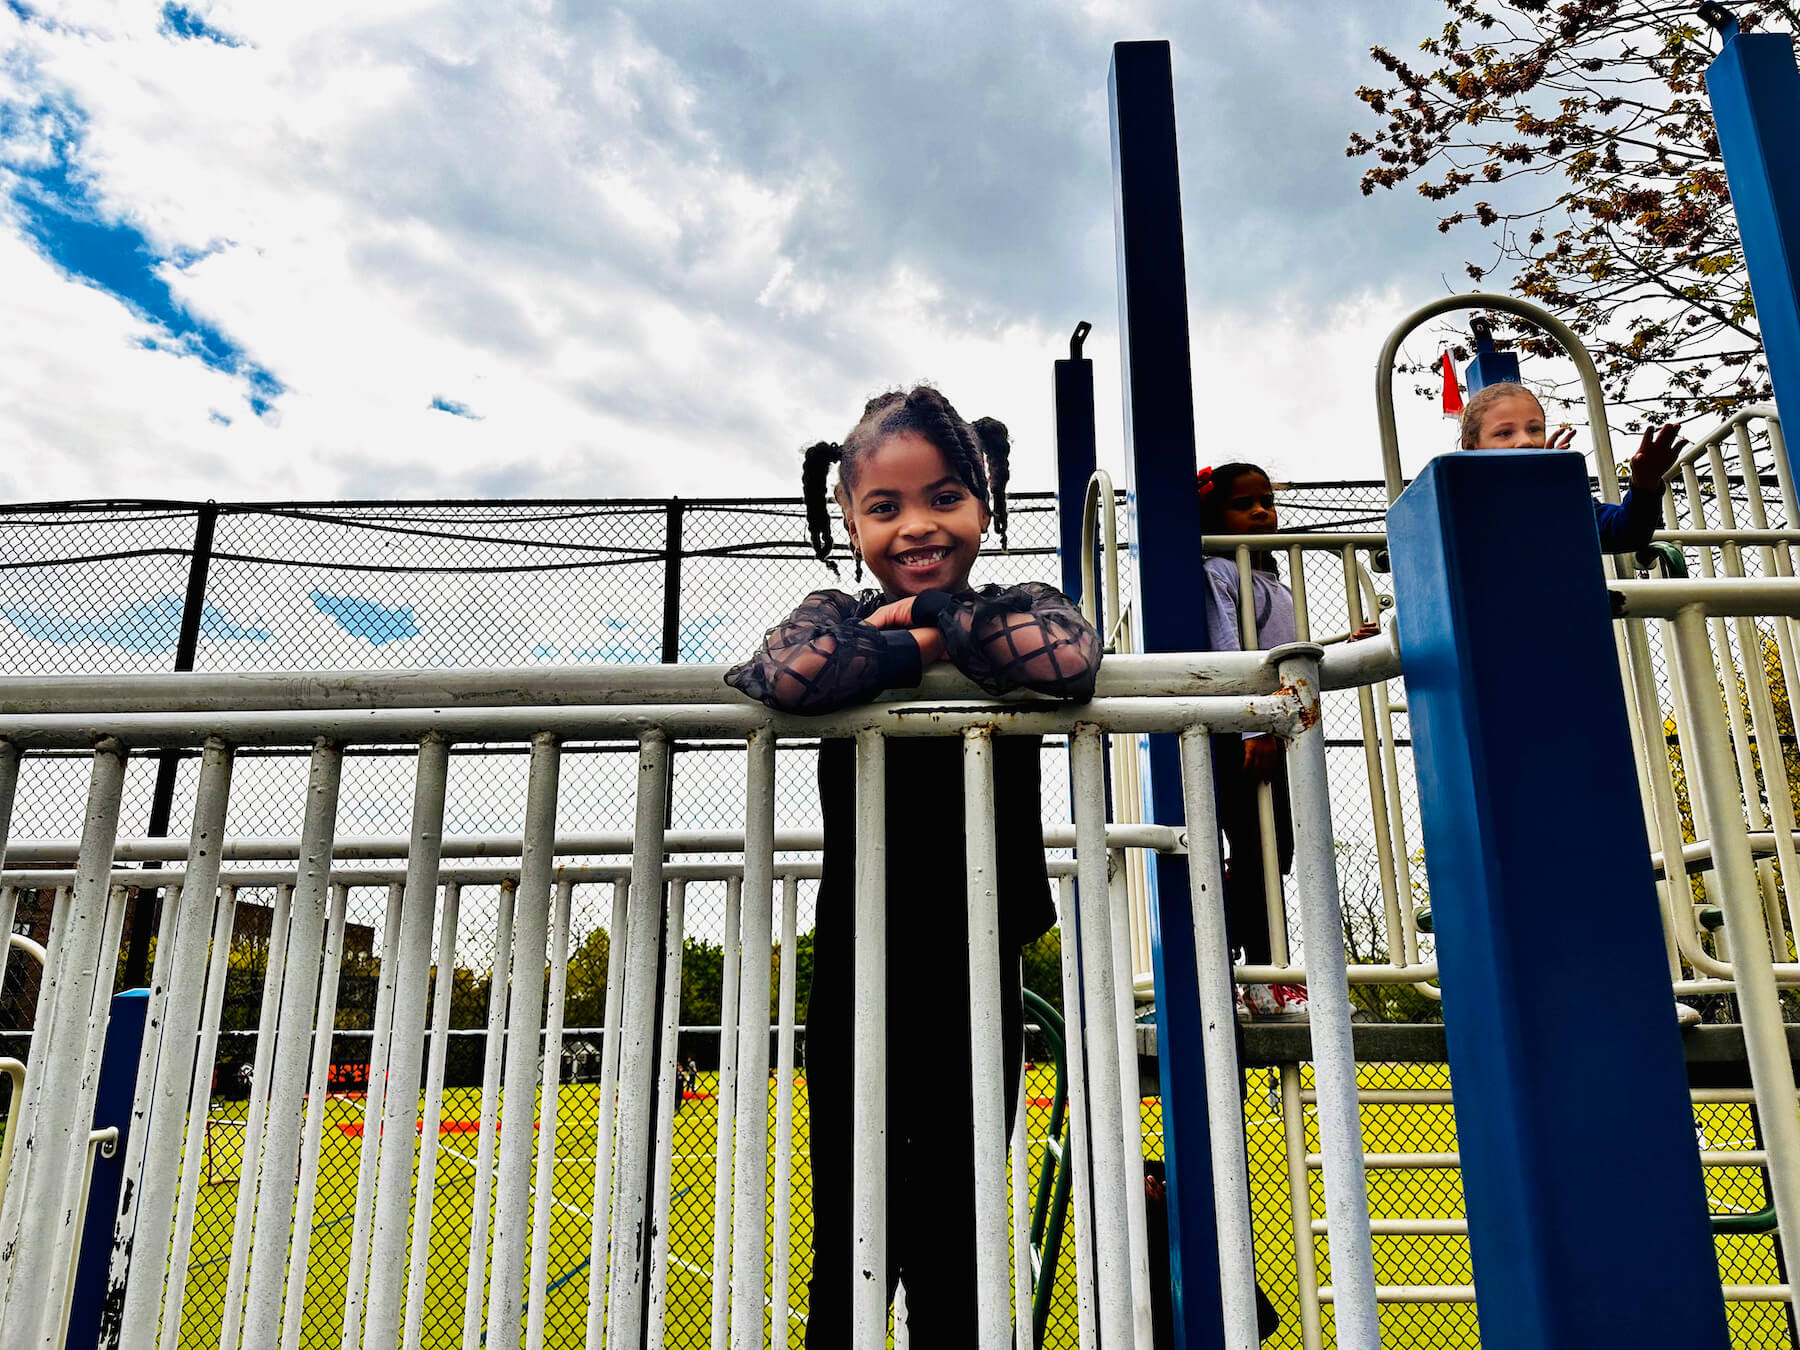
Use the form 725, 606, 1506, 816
2, 0, 1476, 505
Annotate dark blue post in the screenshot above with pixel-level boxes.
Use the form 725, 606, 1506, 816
1705, 11, 1800, 475
67, 988, 150, 1350
1054, 321, 1097, 606
1463, 318, 1520, 396
1109, 39, 1224, 1350
1388, 450, 1730, 1349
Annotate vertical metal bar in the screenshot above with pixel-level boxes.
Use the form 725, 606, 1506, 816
1011, 1067, 1032, 1350
1341, 547, 1405, 961
363, 736, 453, 1350
0, 741, 126, 1338
1275, 651, 1379, 1350
217, 880, 294, 1350
771, 873, 800, 1350
127, 501, 219, 989
487, 734, 563, 1349
961, 729, 1012, 1349
1279, 1064, 1324, 1350
850, 728, 888, 1349
280, 882, 350, 1350
105, 738, 233, 1348
242, 742, 344, 1342
1675, 605, 1800, 1243
731, 727, 776, 1350
1054, 878, 1098, 1350
461, 879, 519, 1350
156, 882, 241, 1350
403, 881, 463, 1350
1069, 725, 1138, 1350
662, 500, 685, 663
1105, 844, 1155, 1345
340, 882, 406, 1350
0, 741, 19, 874
710, 876, 743, 1350
582, 877, 632, 1350
524, 879, 576, 1350
1176, 727, 1260, 1348
645, 880, 688, 1350
1055, 322, 1098, 603
604, 730, 673, 1350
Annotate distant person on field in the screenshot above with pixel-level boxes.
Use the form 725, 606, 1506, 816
1460, 382, 1686, 554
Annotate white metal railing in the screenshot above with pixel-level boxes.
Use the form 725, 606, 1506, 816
0, 645, 1392, 1350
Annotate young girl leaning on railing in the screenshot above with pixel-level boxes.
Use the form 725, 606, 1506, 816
725, 384, 1101, 1346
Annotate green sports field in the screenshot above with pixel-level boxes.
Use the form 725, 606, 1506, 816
172, 1062, 1791, 1349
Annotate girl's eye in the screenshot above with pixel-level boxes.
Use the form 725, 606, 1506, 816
867, 502, 895, 515
935, 492, 964, 507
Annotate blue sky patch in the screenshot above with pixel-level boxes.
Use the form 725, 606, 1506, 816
429, 396, 482, 420
0, 84, 281, 415
3, 594, 269, 650
530, 616, 731, 664
310, 590, 421, 645
209, 409, 231, 425
157, 4, 243, 47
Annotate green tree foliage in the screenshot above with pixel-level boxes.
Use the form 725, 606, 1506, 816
1349, 1, 1799, 424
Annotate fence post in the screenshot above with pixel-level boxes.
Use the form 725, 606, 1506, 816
1704, 10, 1800, 473
124, 500, 217, 987
65, 989, 150, 1350
1055, 321, 1097, 606
662, 497, 685, 664
1388, 448, 1730, 1349
1108, 39, 1225, 1350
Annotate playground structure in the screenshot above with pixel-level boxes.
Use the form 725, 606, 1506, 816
5, 15, 1800, 1350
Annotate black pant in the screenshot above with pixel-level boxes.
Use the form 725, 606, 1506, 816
1213, 735, 1295, 967
804, 950, 1025, 1347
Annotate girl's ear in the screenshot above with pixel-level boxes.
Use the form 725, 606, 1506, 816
977, 500, 992, 536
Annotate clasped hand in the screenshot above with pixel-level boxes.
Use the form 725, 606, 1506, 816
867, 596, 947, 665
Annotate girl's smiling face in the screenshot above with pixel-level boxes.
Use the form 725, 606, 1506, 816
1474, 390, 1550, 449
1218, 471, 1278, 534
841, 431, 989, 598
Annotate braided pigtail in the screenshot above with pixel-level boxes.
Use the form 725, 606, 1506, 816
972, 416, 1011, 551
801, 440, 844, 576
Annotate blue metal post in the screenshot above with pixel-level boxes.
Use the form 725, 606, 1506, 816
1108, 39, 1225, 1350
1388, 449, 1730, 1349
67, 988, 151, 1350
1054, 321, 1097, 606
1462, 318, 1520, 396
1705, 10, 1800, 473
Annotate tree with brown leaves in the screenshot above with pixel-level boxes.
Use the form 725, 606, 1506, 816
1350, 1, 1798, 428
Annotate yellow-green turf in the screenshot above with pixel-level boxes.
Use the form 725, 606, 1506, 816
170, 1064, 1787, 1349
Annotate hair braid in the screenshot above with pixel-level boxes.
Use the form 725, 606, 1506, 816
800, 440, 844, 574
971, 416, 1011, 550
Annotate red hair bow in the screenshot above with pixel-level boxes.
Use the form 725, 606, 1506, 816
1196, 466, 1216, 496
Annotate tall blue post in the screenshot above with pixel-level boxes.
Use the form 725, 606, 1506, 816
67, 989, 150, 1350
1705, 9, 1800, 472
1109, 39, 1225, 1350
1388, 449, 1730, 1349
1054, 321, 1097, 606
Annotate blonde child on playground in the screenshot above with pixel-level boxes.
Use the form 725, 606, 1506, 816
725, 385, 1101, 1346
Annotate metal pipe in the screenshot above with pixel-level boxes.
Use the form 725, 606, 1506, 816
604, 730, 673, 1350
1068, 726, 1135, 1350
771, 874, 800, 1350
1104, 845, 1155, 1349
340, 882, 406, 1350
157, 882, 243, 1350
403, 881, 463, 1350
1054, 879, 1098, 1350
363, 737, 453, 1350
710, 876, 743, 1350
731, 728, 777, 1350
1176, 728, 1260, 1348
962, 728, 1013, 1348
646, 880, 689, 1350
851, 728, 888, 1350
106, 739, 233, 1347
1275, 650, 1380, 1350
488, 733, 563, 1348
525, 879, 576, 1350
243, 742, 345, 1340
1011, 1067, 1032, 1350
582, 877, 632, 1350
0, 743, 125, 1336
1671, 605, 1800, 1250
462, 878, 519, 1350
281, 883, 351, 1350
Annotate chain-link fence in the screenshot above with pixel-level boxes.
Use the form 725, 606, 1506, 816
2, 474, 1793, 1348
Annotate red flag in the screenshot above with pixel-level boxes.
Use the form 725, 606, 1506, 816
1440, 352, 1464, 416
